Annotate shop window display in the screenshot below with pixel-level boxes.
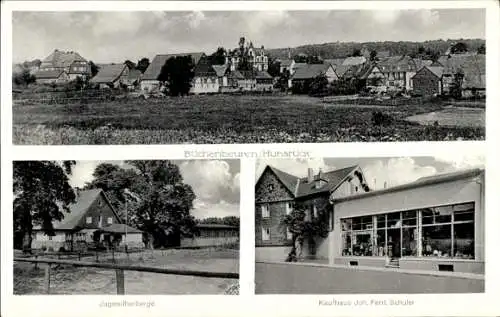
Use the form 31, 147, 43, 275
340, 202, 475, 260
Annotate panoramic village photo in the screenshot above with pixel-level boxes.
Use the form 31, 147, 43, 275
12, 9, 485, 145
254, 156, 484, 294
13, 160, 240, 295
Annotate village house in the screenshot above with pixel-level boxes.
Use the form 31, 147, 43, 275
411, 66, 444, 96
190, 60, 220, 94
38, 49, 91, 81
438, 54, 486, 97
255, 71, 274, 91
126, 68, 143, 90
180, 224, 239, 248
34, 69, 70, 85
255, 165, 369, 262
89, 63, 130, 89
212, 64, 230, 88
226, 38, 269, 72
291, 63, 338, 93
31, 189, 143, 252
140, 52, 206, 92
376, 55, 419, 91
279, 59, 295, 75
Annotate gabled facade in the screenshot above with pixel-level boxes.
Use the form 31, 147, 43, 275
90, 63, 130, 89
32, 189, 143, 252
140, 52, 206, 92
411, 66, 444, 96
255, 165, 370, 261
190, 59, 220, 94
38, 49, 90, 81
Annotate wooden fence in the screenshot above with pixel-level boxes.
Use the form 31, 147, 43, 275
14, 257, 239, 295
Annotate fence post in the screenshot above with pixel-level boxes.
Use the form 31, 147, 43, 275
44, 264, 51, 294
78, 252, 81, 261
115, 269, 125, 295
34, 255, 38, 270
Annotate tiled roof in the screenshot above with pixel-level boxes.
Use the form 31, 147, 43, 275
142, 52, 205, 80
342, 56, 367, 66
292, 64, 331, 80
35, 69, 66, 79
263, 165, 359, 198
89, 64, 127, 83
377, 55, 416, 72
334, 64, 351, 77
127, 69, 142, 81
34, 189, 104, 230
438, 54, 486, 89
426, 66, 444, 78
296, 165, 358, 197
41, 49, 87, 68
256, 71, 272, 79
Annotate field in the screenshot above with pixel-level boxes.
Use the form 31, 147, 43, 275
12, 95, 485, 144
14, 248, 239, 295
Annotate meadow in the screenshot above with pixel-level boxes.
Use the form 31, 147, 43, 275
14, 248, 239, 295
12, 94, 485, 144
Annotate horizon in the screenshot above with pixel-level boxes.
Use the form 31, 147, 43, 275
13, 9, 485, 64
13, 37, 486, 64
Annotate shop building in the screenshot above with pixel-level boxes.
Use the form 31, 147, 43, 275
330, 168, 484, 274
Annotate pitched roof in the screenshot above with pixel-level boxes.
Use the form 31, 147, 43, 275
377, 55, 416, 72
89, 64, 127, 83
142, 52, 205, 80
35, 69, 66, 79
212, 64, 229, 77
260, 165, 359, 198
438, 54, 486, 89
343, 63, 374, 79
324, 58, 345, 67
97, 223, 142, 234
342, 56, 367, 66
228, 70, 245, 80
34, 189, 109, 230
334, 64, 351, 77
42, 49, 87, 68
292, 64, 331, 80
127, 69, 142, 81
256, 71, 272, 79
280, 59, 294, 67
426, 66, 444, 78
413, 58, 434, 71
296, 165, 359, 197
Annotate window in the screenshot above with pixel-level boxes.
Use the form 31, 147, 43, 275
313, 205, 318, 218
48, 236, 53, 241
107, 217, 113, 224
285, 202, 293, 215
262, 227, 271, 241
86, 216, 92, 224
261, 204, 270, 218
340, 202, 475, 259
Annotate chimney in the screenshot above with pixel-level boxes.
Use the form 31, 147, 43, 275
288, 47, 292, 59
307, 168, 314, 183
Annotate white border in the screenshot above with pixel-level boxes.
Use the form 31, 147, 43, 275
2, 1, 500, 317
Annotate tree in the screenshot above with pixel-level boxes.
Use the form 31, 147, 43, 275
267, 58, 281, 77
275, 69, 291, 92
136, 58, 150, 73
198, 216, 240, 227
351, 48, 362, 57
477, 44, 486, 55
124, 60, 136, 70
209, 47, 226, 65
281, 201, 330, 262
306, 55, 323, 64
369, 50, 378, 62
449, 70, 465, 99
13, 161, 76, 251
450, 42, 468, 54
308, 74, 329, 96
12, 69, 36, 87
157, 56, 195, 96
86, 161, 198, 248
293, 54, 308, 63
88, 61, 99, 78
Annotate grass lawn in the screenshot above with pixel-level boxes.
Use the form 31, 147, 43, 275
14, 249, 239, 295
12, 95, 485, 144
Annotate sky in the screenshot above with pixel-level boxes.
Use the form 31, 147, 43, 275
255, 155, 485, 191
12, 9, 485, 63
68, 160, 240, 220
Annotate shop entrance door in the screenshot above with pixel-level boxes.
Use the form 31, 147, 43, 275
387, 228, 401, 266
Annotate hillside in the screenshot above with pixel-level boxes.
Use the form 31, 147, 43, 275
266, 39, 485, 59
